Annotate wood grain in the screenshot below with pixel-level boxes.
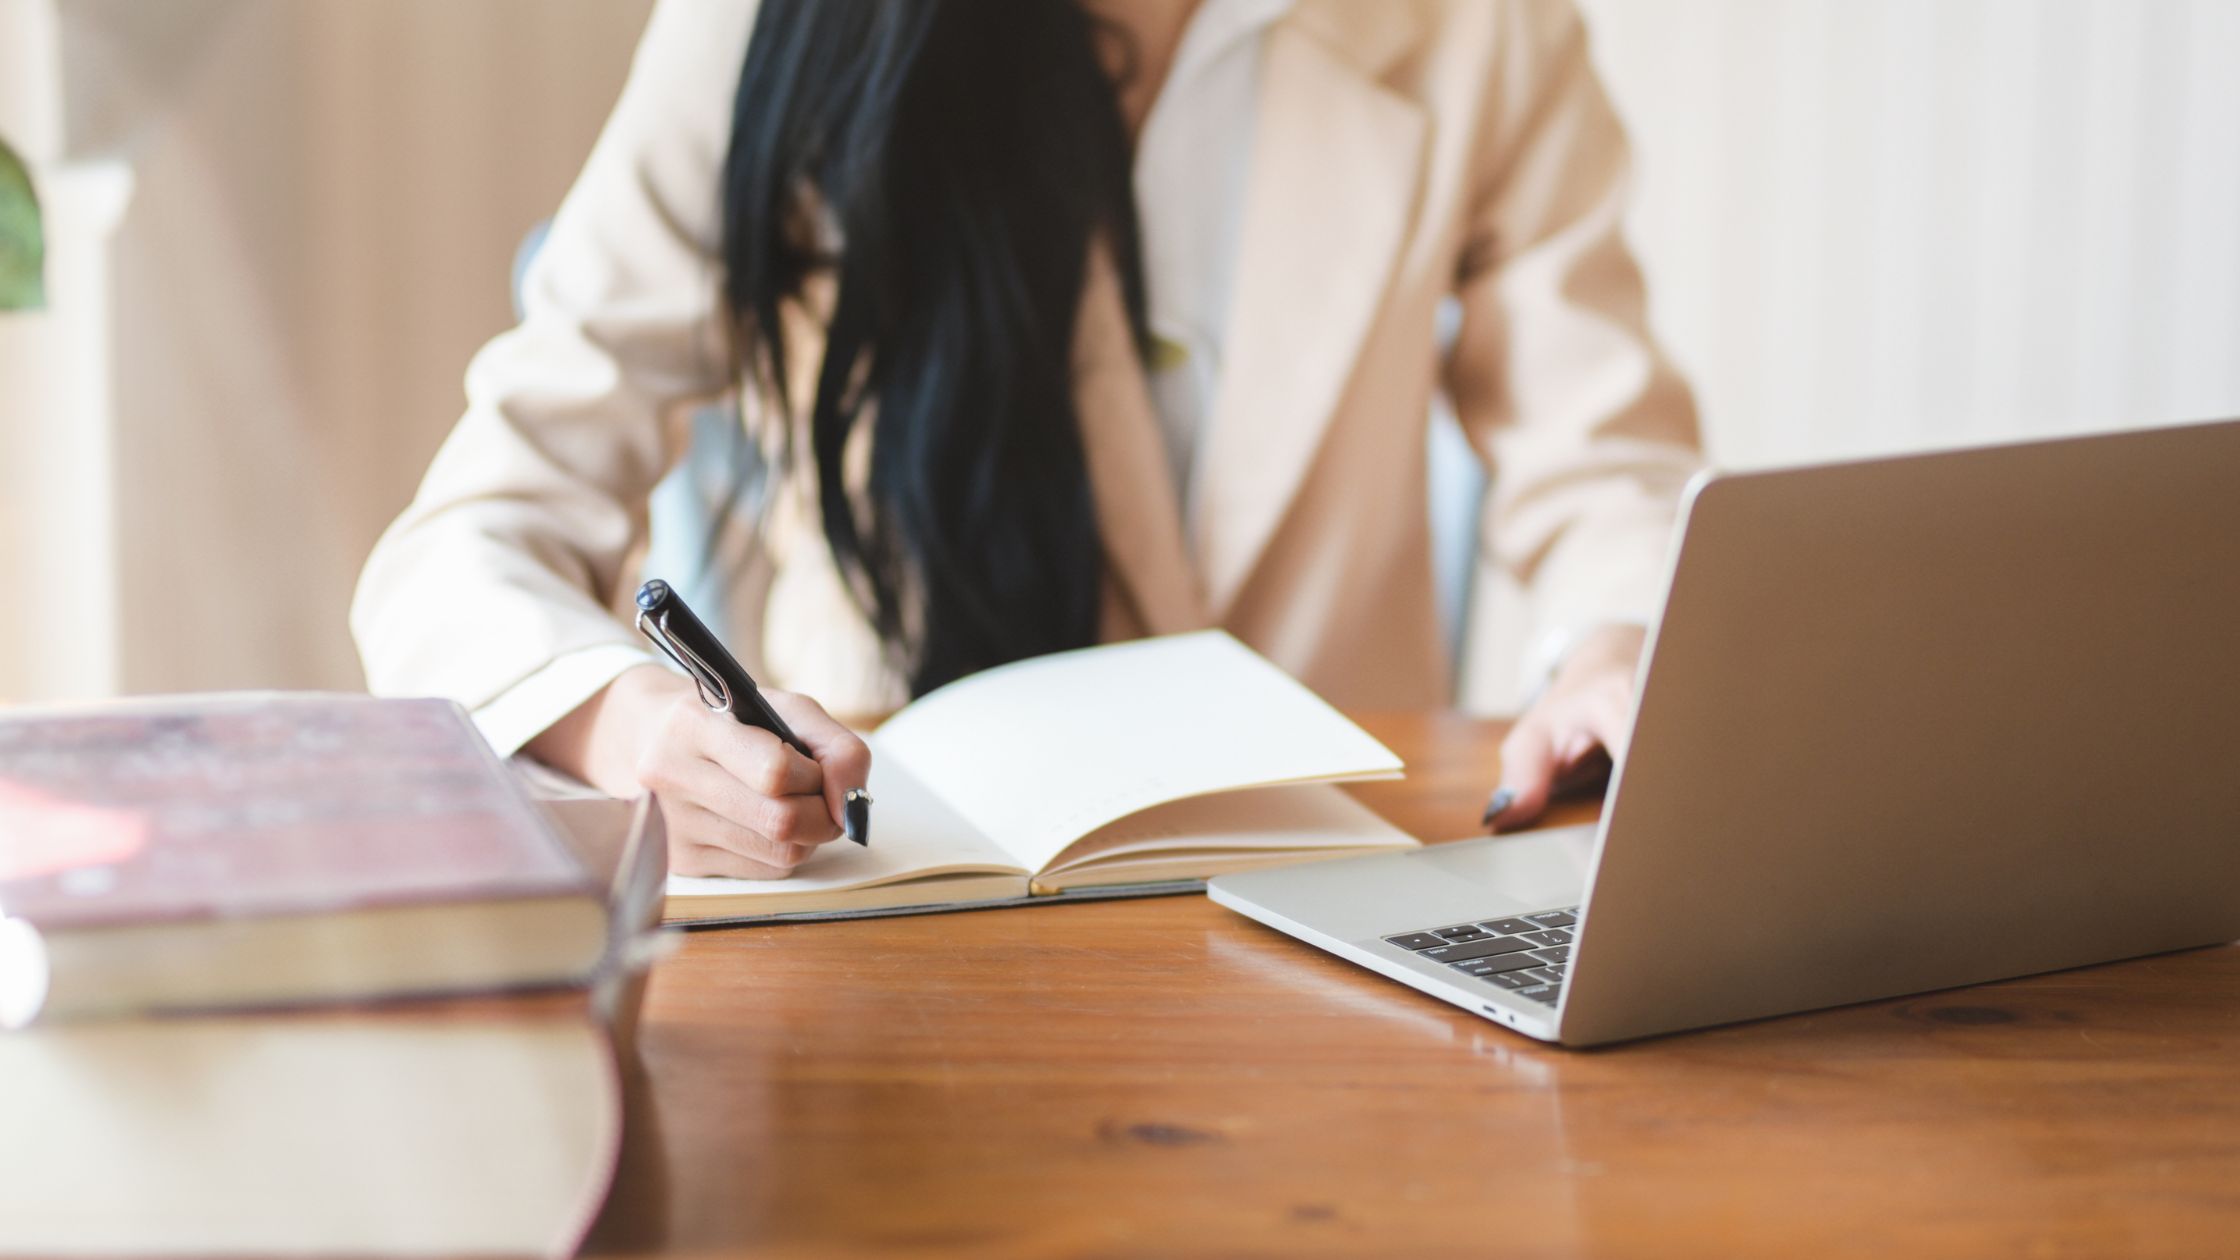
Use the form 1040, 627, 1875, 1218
587, 712, 2240, 1259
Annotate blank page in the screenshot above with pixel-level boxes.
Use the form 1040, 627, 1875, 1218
1038, 782, 1416, 877
874, 632, 1402, 874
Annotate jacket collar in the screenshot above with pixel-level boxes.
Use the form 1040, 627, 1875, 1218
1189, 0, 1428, 614
1073, 246, 1208, 635
1072, 0, 1428, 627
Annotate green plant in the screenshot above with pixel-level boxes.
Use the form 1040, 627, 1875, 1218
0, 136, 45, 311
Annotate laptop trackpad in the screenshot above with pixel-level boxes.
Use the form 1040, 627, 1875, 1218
1211, 825, 1597, 942
1407, 826, 1597, 915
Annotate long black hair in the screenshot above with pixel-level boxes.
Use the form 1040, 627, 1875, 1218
720, 0, 1150, 697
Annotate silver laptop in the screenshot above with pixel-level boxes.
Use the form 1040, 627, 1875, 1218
1210, 419, 2240, 1046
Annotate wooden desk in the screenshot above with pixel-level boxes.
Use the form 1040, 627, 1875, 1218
588, 713, 2240, 1258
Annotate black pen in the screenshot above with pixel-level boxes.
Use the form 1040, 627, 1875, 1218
634, 579, 870, 846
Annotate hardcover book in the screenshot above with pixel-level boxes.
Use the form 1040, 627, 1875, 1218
0, 789, 671, 1257
0, 694, 610, 1025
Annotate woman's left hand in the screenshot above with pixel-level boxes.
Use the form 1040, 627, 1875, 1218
1484, 623, 1646, 832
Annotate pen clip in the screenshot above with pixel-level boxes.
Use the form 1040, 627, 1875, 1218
635, 608, 735, 715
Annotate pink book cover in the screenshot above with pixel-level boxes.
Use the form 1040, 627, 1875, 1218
0, 695, 592, 933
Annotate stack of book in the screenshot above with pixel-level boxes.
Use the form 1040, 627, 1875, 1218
0, 695, 667, 1258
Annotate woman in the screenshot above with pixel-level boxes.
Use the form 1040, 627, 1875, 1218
353, 0, 1702, 878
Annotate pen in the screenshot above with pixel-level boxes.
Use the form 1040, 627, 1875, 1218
634, 578, 870, 846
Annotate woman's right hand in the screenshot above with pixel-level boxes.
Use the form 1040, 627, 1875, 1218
526, 664, 872, 879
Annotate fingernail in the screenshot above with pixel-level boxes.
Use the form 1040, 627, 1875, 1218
1480, 787, 1516, 829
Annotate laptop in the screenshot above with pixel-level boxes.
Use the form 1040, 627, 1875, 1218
1209, 418, 2240, 1046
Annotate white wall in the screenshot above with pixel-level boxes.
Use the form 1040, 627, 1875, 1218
0, 0, 129, 700
10, 0, 653, 700
1580, 0, 2240, 466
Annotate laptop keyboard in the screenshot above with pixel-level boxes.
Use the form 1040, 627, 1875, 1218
1383, 908, 1579, 1006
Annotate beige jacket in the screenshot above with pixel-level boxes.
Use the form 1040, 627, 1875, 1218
352, 0, 1702, 753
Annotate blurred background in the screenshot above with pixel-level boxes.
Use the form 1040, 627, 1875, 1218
3, 0, 2237, 708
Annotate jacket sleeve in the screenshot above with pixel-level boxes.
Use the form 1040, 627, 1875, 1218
1443, 0, 1704, 697
351, 0, 761, 754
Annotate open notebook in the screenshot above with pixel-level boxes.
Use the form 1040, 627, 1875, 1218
666, 632, 1414, 925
